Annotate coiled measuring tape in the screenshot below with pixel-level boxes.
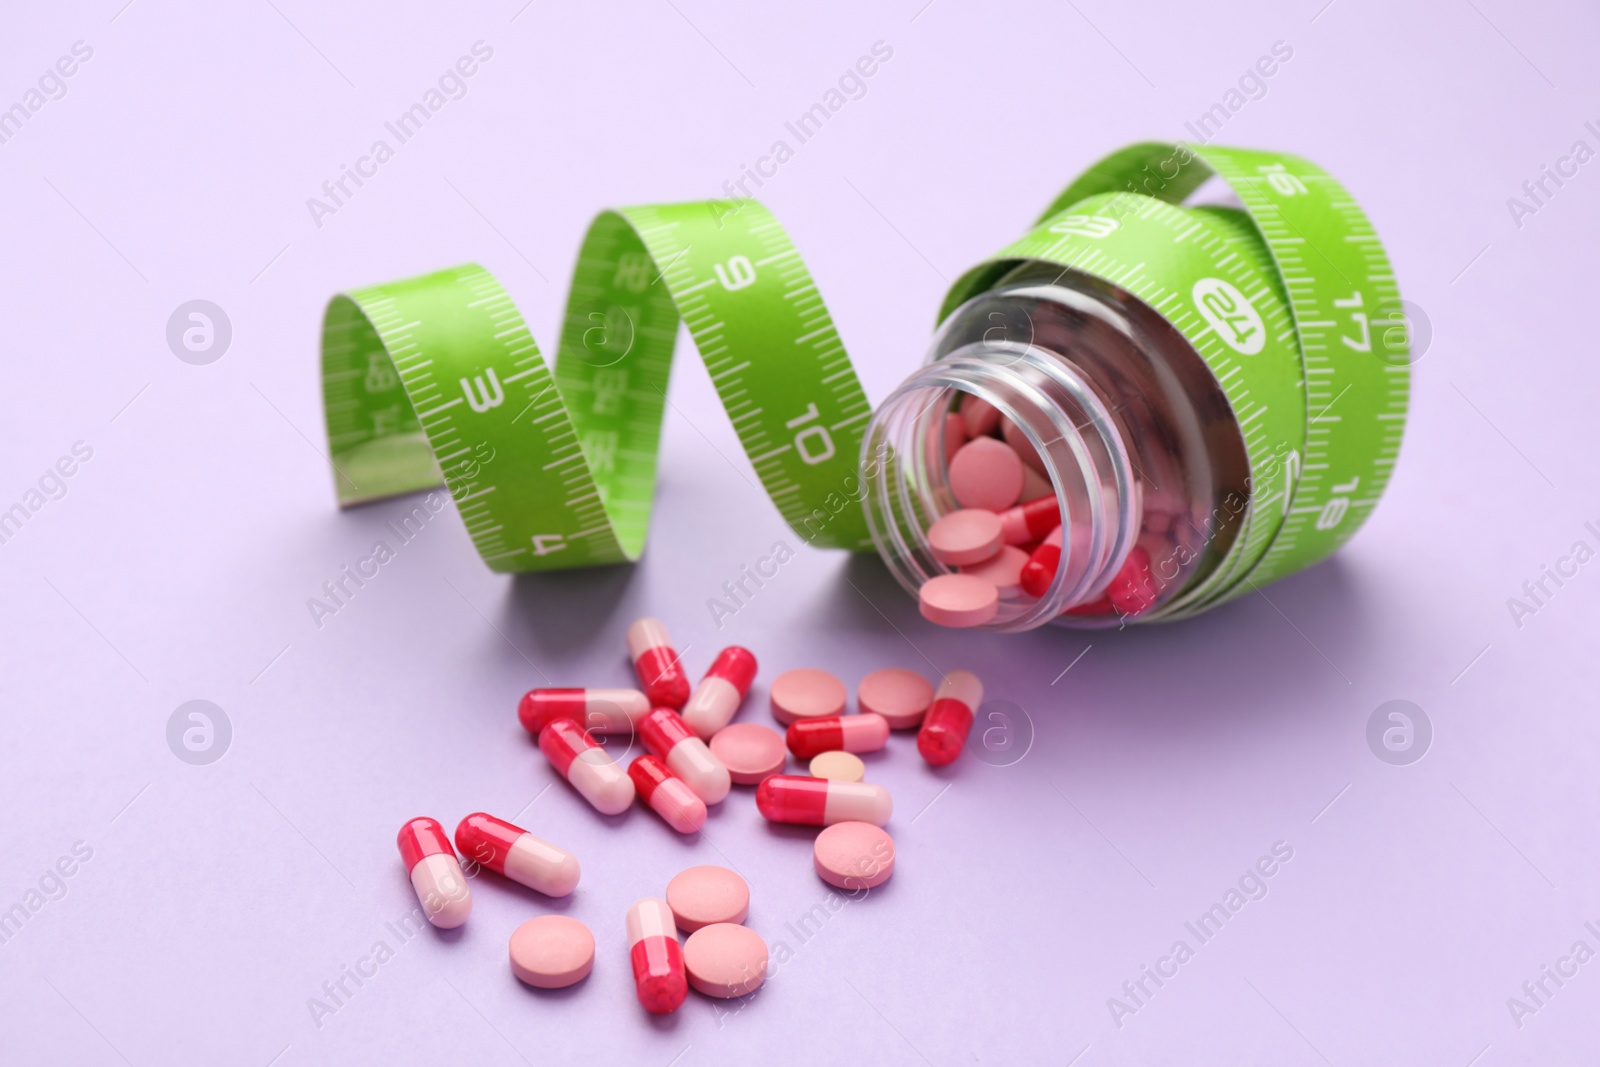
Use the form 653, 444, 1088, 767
320, 142, 1408, 611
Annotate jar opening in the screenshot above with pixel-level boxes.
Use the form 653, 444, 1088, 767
862, 345, 1140, 632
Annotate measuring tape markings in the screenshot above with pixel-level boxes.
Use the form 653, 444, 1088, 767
1196, 147, 1409, 605
320, 141, 1408, 614
599, 202, 876, 549
1007, 141, 1409, 613
323, 201, 875, 573
325, 265, 632, 571
1161, 202, 1301, 616
940, 188, 1304, 618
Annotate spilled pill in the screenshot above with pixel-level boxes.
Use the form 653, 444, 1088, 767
640, 707, 731, 804
918, 670, 983, 767
756, 775, 892, 827
683, 923, 768, 999
809, 750, 866, 782
665, 865, 750, 933
918, 573, 999, 628
681, 646, 758, 739
518, 687, 648, 736
709, 722, 787, 785
539, 718, 636, 816
454, 812, 580, 897
856, 668, 934, 730
769, 668, 847, 725
397, 817, 472, 929
627, 617, 691, 710
626, 898, 688, 1014
813, 821, 896, 890
786, 713, 890, 760
509, 915, 594, 989
628, 754, 707, 834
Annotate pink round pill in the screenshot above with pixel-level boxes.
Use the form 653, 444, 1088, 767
813, 821, 895, 890
961, 544, 1030, 597
958, 393, 1001, 437
709, 723, 787, 785
769, 668, 847, 725
508, 915, 595, 989
942, 411, 967, 465
809, 751, 866, 782
919, 573, 999, 628
682, 923, 768, 999
948, 437, 1024, 512
856, 668, 934, 730
666, 866, 750, 933
1001, 416, 1049, 475
927, 509, 1004, 566
1020, 463, 1053, 503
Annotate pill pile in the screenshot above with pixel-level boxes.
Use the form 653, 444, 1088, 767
919, 393, 1161, 627
395, 617, 983, 1014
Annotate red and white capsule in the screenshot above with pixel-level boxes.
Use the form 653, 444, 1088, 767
786, 713, 890, 760
639, 707, 731, 804
918, 670, 983, 767
453, 812, 580, 897
1018, 525, 1064, 597
517, 687, 649, 736
539, 718, 636, 815
626, 618, 690, 709
629, 755, 707, 834
999, 496, 1061, 546
755, 775, 892, 827
680, 646, 758, 739
397, 817, 472, 928
626, 898, 688, 1015
1107, 545, 1158, 616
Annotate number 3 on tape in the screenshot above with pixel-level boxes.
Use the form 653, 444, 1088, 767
320, 202, 875, 573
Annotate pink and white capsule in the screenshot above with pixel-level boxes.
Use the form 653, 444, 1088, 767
454, 812, 581, 897
918, 670, 984, 767
627, 617, 691, 709
539, 718, 636, 815
518, 687, 649, 736
681, 646, 759, 739
786, 713, 891, 760
755, 775, 893, 827
397, 817, 472, 929
629, 755, 707, 835
639, 707, 731, 804
627, 898, 689, 1014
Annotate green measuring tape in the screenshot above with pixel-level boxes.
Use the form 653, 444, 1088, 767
320, 141, 1408, 615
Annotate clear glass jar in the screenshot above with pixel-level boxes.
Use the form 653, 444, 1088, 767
862, 262, 1253, 631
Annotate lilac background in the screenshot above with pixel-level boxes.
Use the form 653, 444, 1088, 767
3, 0, 1597, 1063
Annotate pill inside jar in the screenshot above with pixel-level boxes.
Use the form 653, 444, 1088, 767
862, 263, 1253, 632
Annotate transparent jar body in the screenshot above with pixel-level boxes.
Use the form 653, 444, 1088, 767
861, 264, 1253, 631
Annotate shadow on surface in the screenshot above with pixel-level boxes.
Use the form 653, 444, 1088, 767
502, 562, 637, 657
823, 547, 1379, 742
